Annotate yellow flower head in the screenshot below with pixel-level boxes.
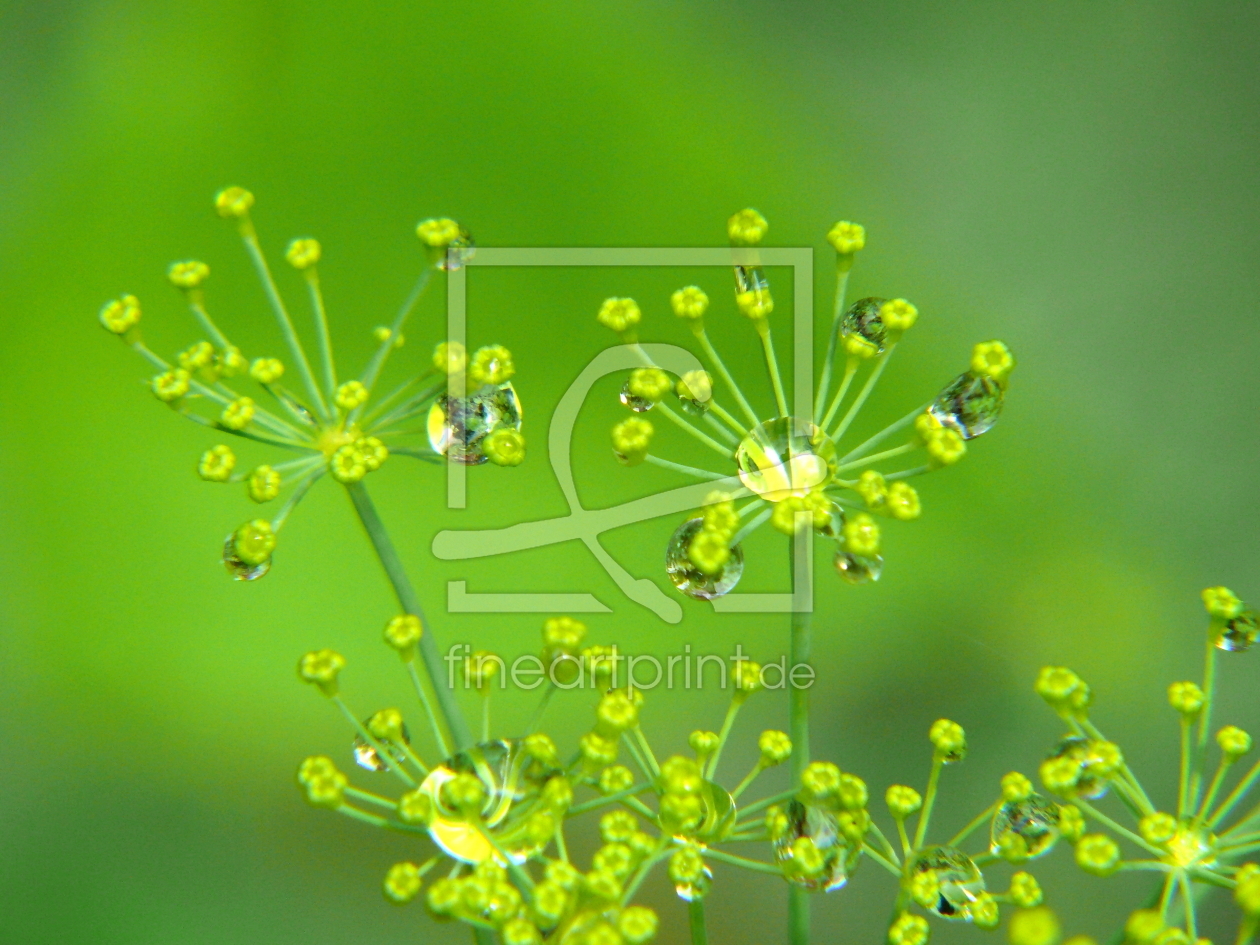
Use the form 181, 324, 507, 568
671, 285, 709, 320
1167, 681, 1205, 715
925, 427, 966, 467
232, 519, 275, 566
214, 186, 255, 220
468, 344, 515, 387
758, 730, 792, 766
1075, 833, 1120, 875
676, 369, 712, 405
886, 482, 921, 520
151, 369, 191, 403
298, 648, 346, 696
1009, 907, 1060, 945
886, 784, 922, 818
1202, 585, 1244, 619
179, 340, 215, 372
598, 297, 642, 333
247, 465, 281, 503
220, 396, 256, 431
930, 718, 967, 761
687, 528, 731, 576
880, 298, 918, 332
484, 428, 526, 466
99, 294, 141, 334
827, 220, 866, 255
433, 341, 467, 375
628, 367, 672, 404
612, 417, 653, 466
285, 238, 322, 270
887, 912, 929, 945
736, 288, 774, 320
197, 444, 236, 482
972, 340, 1016, 383
415, 217, 463, 248
843, 512, 881, 557
250, 357, 285, 384
336, 381, 369, 411
382, 861, 423, 904
727, 208, 768, 246
168, 260, 210, 289
384, 614, 423, 654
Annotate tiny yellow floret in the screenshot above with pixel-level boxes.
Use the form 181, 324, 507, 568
433, 341, 467, 375
468, 345, 514, 386
99, 294, 141, 334
881, 299, 918, 332
972, 340, 1016, 383
298, 648, 345, 696
384, 614, 423, 654
598, 297, 642, 333
416, 217, 462, 248
285, 238, 321, 269
220, 396, 256, 431
247, 465, 281, 503
335, 381, 368, 411
671, 286, 709, 320
197, 445, 236, 482
383, 862, 423, 904
250, 358, 285, 384
728, 208, 768, 246
484, 428, 526, 467
827, 220, 866, 255
152, 369, 191, 403
214, 186, 255, 219
843, 513, 881, 557
168, 260, 210, 289
1202, 586, 1244, 619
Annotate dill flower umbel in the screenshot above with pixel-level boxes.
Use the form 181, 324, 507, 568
597, 209, 1013, 599
99, 188, 523, 580
1031, 587, 1260, 944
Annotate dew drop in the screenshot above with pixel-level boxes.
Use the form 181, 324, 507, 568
427, 382, 522, 465
222, 533, 270, 581
910, 846, 986, 920
834, 551, 882, 585
735, 418, 836, 502
674, 864, 713, 902
1216, 610, 1258, 652
438, 227, 475, 271
665, 518, 744, 600
353, 720, 411, 772
929, 372, 1004, 439
619, 382, 654, 413
772, 800, 858, 892
840, 297, 889, 353
1047, 736, 1111, 799
990, 794, 1061, 859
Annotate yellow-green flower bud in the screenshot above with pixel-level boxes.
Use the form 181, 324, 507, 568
687, 527, 731, 576
659, 756, 703, 795
99, 294, 141, 334
530, 880, 569, 928
285, 237, 321, 269
1202, 586, 1243, 619
827, 221, 865, 255
837, 773, 868, 810
198, 444, 236, 482
856, 470, 887, 508
659, 791, 703, 832
168, 260, 209, 289
542, 615, 587, 654
383, 614, 422, 655
881, 299, 918, 332
179, 341, 216, 372
484, 428, 526, 466
302, 769, 346, 808
670, 847, 708, 887
297, 755, 337, 785
247, 465, 281, 503
367, 707, 405, 742
701, 493, 739, 539
593, 842, 635, 880
214, 186, 254, 219
599, 809, 638, 844
886, 784, 922, 818
843, 513, 881, 557
397, 787, 433, 824
596, 690, 640, 735
523, 732, 559, 768
997, 830, 1031, 862
801, 761, 842, 802
786, 836, 825, 878
1123, 909, 1164, 944
502, 918, 542, 945
689, 730, 719, 761
1058, 804, 1085, 842
416, 217, 462, 248
733, 659, 763, 698
1035, 666, 1086, 712
627, 367, 672, 404
330, 444, 366, 483
925, 427, 966, 467
736, 288, 774, 320
373, 326, 403, 352
910, 868, 939, 908
1139, 812, 1177, 845
335, 380, 368, 411
1168, 681, 1205, 715
579, 732, 619, 768
676, 369, 712, 405
1039, 756, 1080, 795
972, 340, 1015, 383
464, 650, 501, 691
425, 877, 461, 917
250, 357, 284, 384
844, 333, 879, 359
433, 340, 466, 375
1237, 871, 1260, 917
759, 730, 792, 766
152, 368, 191, 403
220, 396, 256, 430
355, 436, 388, 471
772, 496, 812, 535
598, 297, 641, 333
1218, 725, 1252, 757
1075, 833, 1120, 875
1009, 871, 1043, 907
468, 345, 514, 387
233, 519, 275, 567
1009, 907, 1061, 945
1002, 772, 1035, 803
671, 286, 709, 321
599, 765, 635, 795
728, 208, 768, 246
217, 346, 247, 377
584, 869, 623, 903
298, 648, 345, 696
886, 482, 921, 520
383, 861, 423, 904
766, 805, 790, 842
972, 892, 1000, 930
929, 718, 967, 762
612, 416, 653, 466
619, 906, 659, 945
442, 771, 486, 812
887, 912, 929, 945
545, 860, 580, 891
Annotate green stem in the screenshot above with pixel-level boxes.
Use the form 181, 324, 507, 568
695, 327, 761, 426
835, 442, 916, 473
303, 269, 338, 403
643, 454, 730, 481
654, 401, 734, 457
913, 757, 943, 850
819, 360, 857, 433
345, 481, 472, 750
788, 598, 811, 945
1212, 758, 1260, 829
947, 801, 999, 848
738, 788, 798, 819
813, 265, 851, 424
706, 699, 743, 780
838, 402, 928, 464
406, 659, 453, 759
1073, 798, 1166, 856
756, 323, 789, 418
831, 345, 898, 444
1179, 716, 1193, 818
689, 897, 709, 945
568, 785, 652, 817
1192, 637, 1220, 810
703, 847, 781, 875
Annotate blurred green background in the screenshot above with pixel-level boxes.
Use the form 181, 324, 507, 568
3, 1, 1259, 942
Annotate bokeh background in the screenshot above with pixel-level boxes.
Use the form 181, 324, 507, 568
3, 2, 1259, 942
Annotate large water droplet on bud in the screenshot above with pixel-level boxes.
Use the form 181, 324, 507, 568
665, 518, 744, 600
427, 382, 522, 465
833, 551, 883, 585
841, 297, 889, 353
910, 846, 986, 919
353, 719, 411, 772
222, 533, 270, 581
929, 372, 1004, 439
1216, 610, 1258, 652
772, 800, 859, 892
989, 795, 1061, 859
735, 418, 836, 502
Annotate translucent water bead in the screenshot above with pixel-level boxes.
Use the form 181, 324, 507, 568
772, 800, 859, 892
910, 846, 986, 920
735, 418, 836, 503
929, 372, 1004, 439
427, 382, 522, 465
665, 518, 745, 600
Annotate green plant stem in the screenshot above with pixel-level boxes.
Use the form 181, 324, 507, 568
1213, 758, 1260, 829
755, 323, 789, 418
1192, 637, 1220, 810
913, 757, 943, 850
405, 659, 453, 758
346, 481, 473, 750
813, 265, 851, 424
689, 898, 709, 945
707, 699, 743, 780
643, 454, 729, 481
696, 327, 760, 426
788, 598, 811, 945
947, 801, 999, 848
831, 345, 898, 443
738, 788, 798, 819
704, 848, 781, 875
303, 269, 338, 402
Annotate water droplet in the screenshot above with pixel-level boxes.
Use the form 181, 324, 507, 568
772, 800, 858, 892
1216, 610, 1258, 652
990, 795, 1061, 859
417, 739, 560, 865
674, 864, 713, 902
841, 297, 889, 353
911, 846, 986, 920
665, 518, 744, 600
1047, 737, 1110, 799
222, 533, 270, 580
929, 372, 1004, 439
735, 418, 836, 502
427, 382, 522, 465
353, 720, 411, 772
619, 382, 654, 412
734, 266, 769, 296
439, 227, 475, 271
815, 501, 846, 540
683, 781, 737, 844
833, 551, 882, 585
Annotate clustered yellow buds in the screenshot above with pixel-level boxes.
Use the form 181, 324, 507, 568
373, 326, 405, 348
250, 357, 285, 384
484, 428, 526, 466
929, 718, 967, 762
247, 465, 281, 502
1219, 725, 1253, 757
612, 417, 653, 466
886, 784, 922, 817
1008, 907, 1060, 945
676, 369, 712, 407
232, 518, 275, 566
671, 286, 709, 321
758, 730, 792, 766
179, 341, 216, 372
382, 861, 423, 904
298, 648, 346, 696
336, 380, 369, 411
214, 186, 254, 220
330, 437, 391, 484
220, 396, 256, 431
687, 528, 731, 576
727, 208, 768, 246
971, 340, 1015, 383
627, 367, 671, 404
297, 755, 346, 808
469, 345, 515, 387
285, 238, 321, 270
844, 333, 879, 359
888, 911, 929, 945
885, 482, 921, 520
415, 217, 463, 248
1167, 680, 1205, 716
1203, 585, 1244, 619
597, 297, 641, 333
1034, 666, 1092, 717
1139, 812, 1177, 845
827, 220, 866, 255
99, 294, 141, 334
384, 614, 423, 655
1001, 771, 1034, 803
198, 444, 236, 482
152, 368, 191, 403
168, 260, 210, 289
433, 340, 467, 374
880, 299, 918, 332
599, 765, 635, 796
732, 659, 764, 699
736, 287, 774, 320
1075, 833, 1121, 875
843, 513, 881, 557
1009, 872, 1043, 908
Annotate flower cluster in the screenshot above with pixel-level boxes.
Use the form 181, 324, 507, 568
99, 188, 524, 579
1026, 586, 1260, 944
601, 209, 1014, 600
